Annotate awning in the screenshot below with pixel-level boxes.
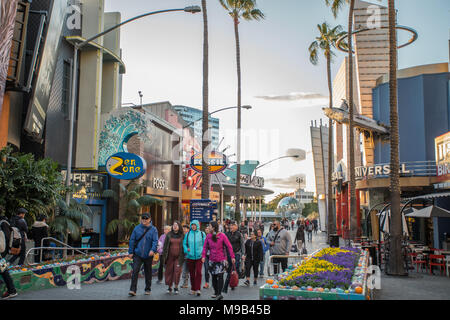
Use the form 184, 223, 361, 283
403, 192, 450, 201
405, 205, 450, 218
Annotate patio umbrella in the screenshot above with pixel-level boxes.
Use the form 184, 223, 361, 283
379, 209, 409, 236
404, 205, 450, 218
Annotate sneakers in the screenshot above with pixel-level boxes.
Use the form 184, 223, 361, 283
174, 287, 179, 294
231, 287, 235, 291
190, 290, 196, 295
145, 290, 151, 295
2, 292, 18, 299
156, 280, 162, 284
211, 294, 217, 299
203, 283, 209, 289
167, 287, 172, 294
244, 280, 250, 286
181, 282, 189, 288
216, 294, 224, 300
128, 291, 136, 297
253, 279, 257, 285
196, 290, 201, 296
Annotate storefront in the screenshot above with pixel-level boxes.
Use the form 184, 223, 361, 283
62, 170, 109, 247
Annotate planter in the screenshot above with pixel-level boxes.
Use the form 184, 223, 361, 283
0, 252, 160, 294
259, 248, 371, 300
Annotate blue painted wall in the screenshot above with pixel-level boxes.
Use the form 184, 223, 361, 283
372, 72, 450, 164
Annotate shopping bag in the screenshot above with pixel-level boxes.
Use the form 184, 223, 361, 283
230, 263, 239, 288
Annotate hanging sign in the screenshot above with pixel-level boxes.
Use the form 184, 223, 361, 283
190, 151, 228, 174
106, 152, 146, 180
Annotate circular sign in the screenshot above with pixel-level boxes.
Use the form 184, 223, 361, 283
190, 151, 228, 174
106, 152, 146, 180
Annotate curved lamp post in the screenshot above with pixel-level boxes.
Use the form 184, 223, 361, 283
65, 6, 201, 203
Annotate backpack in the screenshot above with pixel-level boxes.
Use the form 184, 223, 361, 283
0, 220, 21, 255
307, 223, 313, 232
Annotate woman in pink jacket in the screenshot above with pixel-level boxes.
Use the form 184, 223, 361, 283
202, 221, 235, 300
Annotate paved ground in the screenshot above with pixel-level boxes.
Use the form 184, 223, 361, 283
13, 226, 328, 300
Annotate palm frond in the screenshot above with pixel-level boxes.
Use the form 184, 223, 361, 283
137, 195, 162, 206
308, 41, 319, 65
106, 219, 122, 235
66, 219, 81, 240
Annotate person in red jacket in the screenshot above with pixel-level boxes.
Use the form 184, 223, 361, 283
201, 221, 235, 300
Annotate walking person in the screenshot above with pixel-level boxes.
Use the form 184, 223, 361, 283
239, 221, 248, 239
201, 221, 235, 300
163, 221, 185, 295
295, 220, 305, 255
8, 208, 28, 266
242, 230, 264, 286
181, 224, 190, 288
267, 220, 292, 274
312, 218, 318, 235
0, 214, 18, 299
29, 214, 49, 263
223, 221, 245, 294
203, 224, 211, 289
257, 228, 269, 277
291, 220, 295, 231
183, 220, 205, 296
128, 213, 158, 296
306, 219, 314, 242
156, 225, 171, 284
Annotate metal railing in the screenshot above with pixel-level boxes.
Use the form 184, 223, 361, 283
25, 246, 129, 266
267, 249, 321, 276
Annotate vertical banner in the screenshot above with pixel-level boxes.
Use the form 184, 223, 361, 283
0, 0, 19, 115
24, 0, 67, 141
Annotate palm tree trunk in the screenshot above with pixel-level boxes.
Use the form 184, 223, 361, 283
0, 0, 19, 115
387, 0, 405, 275
234, 16, 242, 222
348, 0, 357, 241
201, 0, 210, 200
327, 54, 335, 241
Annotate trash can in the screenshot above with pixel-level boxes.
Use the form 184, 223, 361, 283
362, 245, 377, 265
330, 234, 340, 248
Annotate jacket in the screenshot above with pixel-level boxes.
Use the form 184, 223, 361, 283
128, 223, 158, 259
260, 236, 269, 254
202, 233, 235, 263
295, 225, 305, 242
162, 231, 185, 265
183, 220, 206, 260
157, 233, 166, 255
29, 221, 49, 246
225, 230, 244, 254
11, 215, 28, 238
244, 239, 263, 263
267, 228, 292, 256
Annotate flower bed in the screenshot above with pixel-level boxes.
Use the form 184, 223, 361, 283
0, 252, 160, 294
259, 247, 370, 300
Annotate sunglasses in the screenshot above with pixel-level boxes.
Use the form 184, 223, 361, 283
141, 217, 150, 220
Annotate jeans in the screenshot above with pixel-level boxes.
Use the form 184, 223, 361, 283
129, 255, 153, 292
182, 261, 189, 285
259, 252, 266, 276
307, 231, 313, 242
245, 259, 259, 279
212, 273, 224, 296
224, 253, 241, 292
157, 256, 164, 281
187, 259, 203, 291
0, 270, 16, 294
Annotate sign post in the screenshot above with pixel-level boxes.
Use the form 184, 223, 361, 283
189, 199, 217, 223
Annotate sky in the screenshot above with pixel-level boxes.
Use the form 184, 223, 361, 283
103, 0, 450, 201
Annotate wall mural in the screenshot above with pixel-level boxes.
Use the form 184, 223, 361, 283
98, 109, 155, 167
0, 254, 160, 293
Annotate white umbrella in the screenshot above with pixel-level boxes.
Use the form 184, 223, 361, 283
404, 205, 450, 218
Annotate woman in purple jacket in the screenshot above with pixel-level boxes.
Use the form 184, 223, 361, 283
157, 225, 171, 284
201, 221, 235, 300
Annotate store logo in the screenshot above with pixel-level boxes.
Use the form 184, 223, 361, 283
106, 152, 146, 180
67, 265, 81, 290
366, 265, 381, 290
190, 151, 228, 174
66, 1, 81, 30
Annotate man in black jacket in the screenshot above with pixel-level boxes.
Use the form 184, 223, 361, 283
0, 214, 18, 299
9, 208, 28, 266
29, 215, 49, 263
223, 221, 245, 294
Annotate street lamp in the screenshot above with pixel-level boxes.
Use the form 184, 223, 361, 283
65, 6, 201, 203
252, 149, 306, 178
182, 105, 251, 129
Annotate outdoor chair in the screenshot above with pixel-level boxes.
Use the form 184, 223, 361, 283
411, 253, 427, 273
429, 254, 446, 276
446, 256, 450, 277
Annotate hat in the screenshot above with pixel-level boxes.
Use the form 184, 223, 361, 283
17, 208, 28, 214
141, 213, 150, 219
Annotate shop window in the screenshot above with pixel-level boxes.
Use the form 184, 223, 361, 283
7, 1, 29, 86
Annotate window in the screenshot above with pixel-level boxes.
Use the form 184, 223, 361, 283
62, 60, 71, 118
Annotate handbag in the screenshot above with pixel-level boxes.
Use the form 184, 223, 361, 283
291, 244, 298, 252
229, 263, 239, 288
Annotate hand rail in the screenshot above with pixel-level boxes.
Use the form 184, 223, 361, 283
267, 254, 304, 277
39, 237, 86, 261
25, 246, 129, 266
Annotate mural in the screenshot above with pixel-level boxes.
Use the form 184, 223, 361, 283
98, 109, 155, 167
0, 254, 160, 294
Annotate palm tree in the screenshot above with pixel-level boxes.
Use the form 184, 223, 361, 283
103, 181, 162, 243
309, 22, 347, 243
387, 0, 405, 275
201, 0, 211, 200
325, 0, 357, 240
48, 198, 92, 244
219, 0, 264, 222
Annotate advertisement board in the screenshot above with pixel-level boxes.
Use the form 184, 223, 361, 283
189, 199, 217, 223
